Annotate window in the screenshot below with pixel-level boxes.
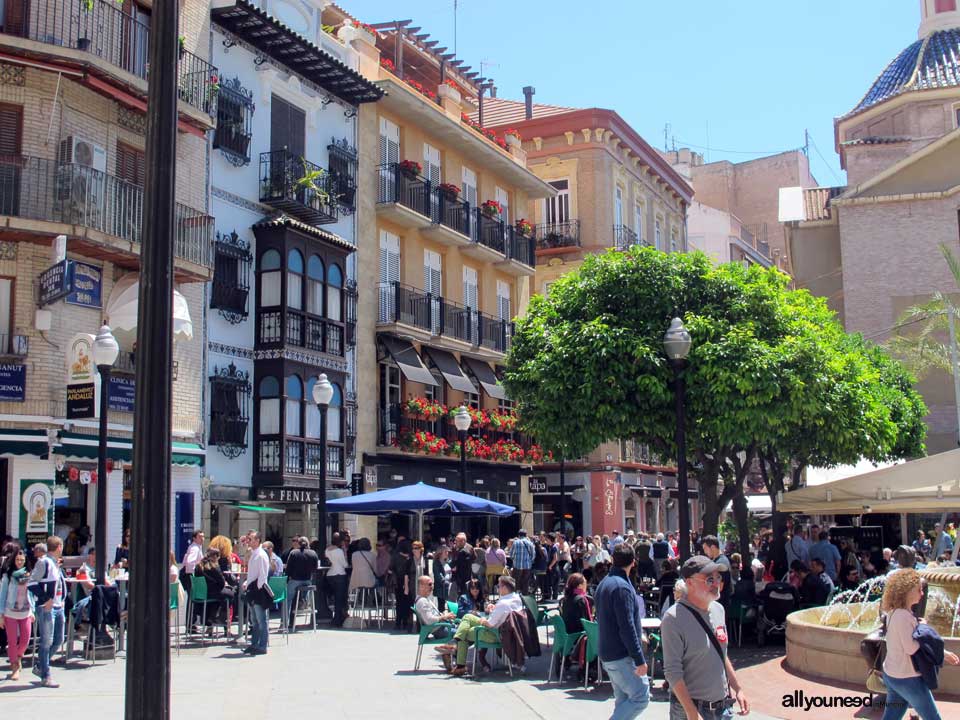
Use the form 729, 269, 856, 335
0, 277, 12, 354
670, 228, 678, 253
634, 203, 644, 245
209, 364, 251, 454
378, 117, 400, 166
327, 138, 358, 211
0, 104, 22, 215
495, 186, 509, 223
935, 0, 956, 12
259, 249, 282, 307
954, 104, 960, 129
424, 249, 442, 334
286, 249, 303, 310
259, 376, 280, 434
545, 180, 570, 224
615, 186, 623, 226
379, 230, 401, 322
327, 263, 343, 322
213, 78, 254, 166
464, 391, 480, 410
305, 376, 323, 439
306, 255, 324, 316
285, 375, 303, 436
655, 219, 662, 250
327, 383, 343, 443
496, 280, 511, 322
270, 95, 305, 157
116, 142, 145, 186
210, 230, 252, 322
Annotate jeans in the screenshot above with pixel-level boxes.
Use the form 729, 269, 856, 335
881, 673, 941, 720
4, 616, 32, 666
602, 657, 650, 720
329, 574, 348, 627
37, 605, 65, 679
668, 696, 734, 720
286, 578, 312, 629
249, 602, 269, 652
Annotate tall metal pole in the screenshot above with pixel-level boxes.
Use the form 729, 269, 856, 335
318, 403, 328, 547
125, 0, 177, 716
674, 362, 691, 562
95, 364, 110, 582
558, 456, 566, 536
459, 429, 468, 493
948, 306, 960, 447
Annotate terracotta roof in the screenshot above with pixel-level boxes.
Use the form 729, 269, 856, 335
803, 187, 845, 221
840, 136, 911, 147
251, 213, 356, 252
470, 97, 578, 127
845, 28, 960, 118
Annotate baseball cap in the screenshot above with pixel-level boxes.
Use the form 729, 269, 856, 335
680, 555, 723, 579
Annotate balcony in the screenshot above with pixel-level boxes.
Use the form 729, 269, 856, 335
0, 0, 218, 118
536, 221, 581, 254
257, 309, 345, 358
259, 150, 338, 226
422, 192, 472, 248
378, 281, 512, 355
613, 224, 639, 251
496, 226, 536, 277
376, 163, 432, 228
257, 438, 344, 480
0, 156, 213, 277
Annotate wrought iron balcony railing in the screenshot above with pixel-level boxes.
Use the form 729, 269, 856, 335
432, 192, 471, 236
0, 0, 218, 115
259, 149, 338, 225
505, 225, 535, 267
377, 163, 432, 218
536, 220, 581, 250
0, 156, 213, 270
613, 224, 639, 251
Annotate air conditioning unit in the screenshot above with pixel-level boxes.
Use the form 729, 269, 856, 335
59, 136, 107, 172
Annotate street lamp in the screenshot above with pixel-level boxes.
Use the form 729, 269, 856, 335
92, 325, 119, 582
312, 374, 334, 548
454, 405, 471, 494
663, 317, 692, 561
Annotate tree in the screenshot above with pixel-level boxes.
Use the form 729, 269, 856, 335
504, 247, 926, 540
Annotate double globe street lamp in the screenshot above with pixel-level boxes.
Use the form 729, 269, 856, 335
312, 374, 334, 547
93, 325, 119, 583
663, 317, 692, 562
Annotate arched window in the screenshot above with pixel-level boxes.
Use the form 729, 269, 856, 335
327, 383, 343, 443
327, 263, 343, 322
306, 255, 324, 316
285, 375, 303, 436
260, 249, 282, 307
258, 376, 280, 434
305, 376, 322, 439
287, 249, 304, 310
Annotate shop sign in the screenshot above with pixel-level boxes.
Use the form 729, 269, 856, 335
255, 487, 321, 504
66, 333, 96, 419
108, 375, 135, 413
0, 363, 26, 401
528, 476, 547, 494
65, 262, 103, 308
38, 260, 74, 306
20, 479, 53, 547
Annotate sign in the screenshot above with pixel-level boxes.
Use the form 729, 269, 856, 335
590, 472, 623, 536
350, 472, 363, 496
108, 375, 135, 413
256, 487, 321, 504
38, 260, 73, 306
19, 479, 53, 547
0, 363, 26, 401
65, 262, 102, 308
175, 492, 195, 560
528, 476, 547, 494
66, 384, 95, 419
66, 333, 96, 419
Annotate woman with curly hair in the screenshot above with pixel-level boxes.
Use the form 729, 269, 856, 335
879, 569, 958, 720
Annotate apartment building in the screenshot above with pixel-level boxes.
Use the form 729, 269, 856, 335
0, 0, 215, 554
204, 0, 381, 544
481, 95, 694, 537
325, 13, 555, 541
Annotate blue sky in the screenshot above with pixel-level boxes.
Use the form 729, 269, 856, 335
343, 0, 919, 186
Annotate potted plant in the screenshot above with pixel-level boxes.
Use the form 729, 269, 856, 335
178, 35, 186, 59
480, 199, 503, 219
351, 20, 378, 44
380, 57, 396, 73
398, 159, 422, 180
515, 218, 533, 238
437, 182, 460, 202
504, 127, 522, 148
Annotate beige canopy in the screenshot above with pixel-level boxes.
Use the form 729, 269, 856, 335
778, 449, 960, 514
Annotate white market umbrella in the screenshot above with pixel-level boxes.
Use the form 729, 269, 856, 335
104, 273, 193, 340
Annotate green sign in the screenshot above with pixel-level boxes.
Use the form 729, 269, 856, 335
19, 478, 54, 547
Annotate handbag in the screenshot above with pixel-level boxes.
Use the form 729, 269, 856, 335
860, 615, 887, 693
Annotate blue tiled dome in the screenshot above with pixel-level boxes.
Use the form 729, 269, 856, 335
847, 28, 960, 116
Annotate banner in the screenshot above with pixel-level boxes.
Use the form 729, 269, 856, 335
20, 479, 53, 547
66, 333, 96, 419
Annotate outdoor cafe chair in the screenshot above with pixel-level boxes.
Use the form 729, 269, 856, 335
446, 600, 459, 615
580, 619, 605, 690
547, 614, 583, 683
169, 581, 181, 656
412, 607, 457, 671
185, 576, 228, 644
268, 576, 289, 644
469, 624, 511, 678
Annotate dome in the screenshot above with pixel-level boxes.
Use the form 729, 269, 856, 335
845, 27, 960, 117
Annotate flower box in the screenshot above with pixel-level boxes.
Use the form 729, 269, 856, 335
515, 219, 533, 238
399, 159, 422, 180
481, 199, 503, 219
438, 183, 461, 201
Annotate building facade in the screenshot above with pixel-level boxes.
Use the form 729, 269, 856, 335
481, 96, 695, 538
204, 0, 381, 546
0, 0, 215, 557
782, 0, 960, 455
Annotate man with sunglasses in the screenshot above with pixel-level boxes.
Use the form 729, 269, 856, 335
661, 556, 750, 719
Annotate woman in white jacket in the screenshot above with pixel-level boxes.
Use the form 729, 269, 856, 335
0, 548, 35, 680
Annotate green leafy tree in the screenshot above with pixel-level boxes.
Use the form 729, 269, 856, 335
505, 247, 926, 543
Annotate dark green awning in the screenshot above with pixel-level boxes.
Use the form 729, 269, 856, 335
0, 429, 50, 458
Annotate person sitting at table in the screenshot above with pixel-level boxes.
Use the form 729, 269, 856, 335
197, 548, 231, 633
559, 573, 594, 680
70, 548, 116, 646
457, 579, 485, 618
449, 575, 524, 676
263, 541, 283, 577
413, 575, 457, 671
795, 560, 831, 607
114, 528, 131, 570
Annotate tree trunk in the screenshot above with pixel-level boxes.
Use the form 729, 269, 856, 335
732, 489, 751, 562
761, 453, 788, 579
697, 459, 721, 538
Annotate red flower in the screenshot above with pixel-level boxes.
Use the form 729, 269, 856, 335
505, 128, 522, 140
380, 57, 396, 72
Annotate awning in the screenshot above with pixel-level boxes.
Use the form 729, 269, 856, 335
0, 429, 50, 458
422, 347, 477, 393
105, 273, 194, 341
463, 358, 506, 400
779, 449, 960, 513
172, 441, 205, 467
379, 335, 438, 386
58, 432, 204, 467
231, 503, 286, 514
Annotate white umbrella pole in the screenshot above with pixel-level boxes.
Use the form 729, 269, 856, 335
418, 510, 424, 542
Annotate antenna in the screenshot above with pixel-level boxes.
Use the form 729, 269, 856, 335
803, 129, 810, 157
664, 123, 671, 152
453, 0, 459, 55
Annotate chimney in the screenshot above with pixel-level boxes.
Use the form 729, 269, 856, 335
490, 85, 497, 98
522, 86, 535, 120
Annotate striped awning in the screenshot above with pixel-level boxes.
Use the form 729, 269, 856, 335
58, 432, 204, 467
0, 429, 51, 458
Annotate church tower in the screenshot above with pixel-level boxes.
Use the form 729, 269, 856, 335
919, 0, 960, 37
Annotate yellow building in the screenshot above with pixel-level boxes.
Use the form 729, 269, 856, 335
327, 12, 555, 540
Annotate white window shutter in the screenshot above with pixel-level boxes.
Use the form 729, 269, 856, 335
379, 118, 399, 165
379, 231, 400, 322
495, 186, 509, 223
496, 280, 511, 321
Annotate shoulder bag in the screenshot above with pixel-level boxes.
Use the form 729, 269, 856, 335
680, 603, 736, 708
860, 614, 887, 693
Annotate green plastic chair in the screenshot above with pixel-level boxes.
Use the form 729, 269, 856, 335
186, 575, 209, 644
413, 606, 457, 671
446, 600, 459, 615
169, 582, 181, 656
547, 613, 584, 682
469, 624, 512, 677
729, 597, 756, 647
581, 619, 604, 689
268, 576, 289, 643
646, 631, 664, 679
522, 593, 556, 643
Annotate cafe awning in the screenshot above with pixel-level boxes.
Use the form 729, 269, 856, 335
58, 432, 204, 467
463, 357, 506, 400
231, 503, 286, 514
0, 429, 50, 458
422, 347, 477, 393
105, 273, 194, 341
379, 335, 437, 386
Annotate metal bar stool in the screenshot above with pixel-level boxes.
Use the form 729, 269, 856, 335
291, 584, 317, 632
351, 585, 381, 630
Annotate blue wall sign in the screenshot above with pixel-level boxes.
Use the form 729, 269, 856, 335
0, 363, 26, 401
174, 492, 195, 560
107, 375, 135, 413
66, 262, 102, 308
38, 260, 73, 306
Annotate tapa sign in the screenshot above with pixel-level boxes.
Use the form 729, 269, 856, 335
66, 333, 96, 419
528, 476, 548, 494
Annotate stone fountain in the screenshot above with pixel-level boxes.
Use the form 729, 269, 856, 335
785, 567, 960, 694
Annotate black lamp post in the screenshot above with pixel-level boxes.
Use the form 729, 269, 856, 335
454, 405, 471, 494
558, 455, 566, 536
312, 374, 334, 547
663, 317, 692, 561
93, 324, 118, 583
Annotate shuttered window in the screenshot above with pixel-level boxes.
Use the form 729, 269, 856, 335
270, 95, 306, 157
379, 118, 400, 165
116, 142, 145, 186
0, 104, 23, 158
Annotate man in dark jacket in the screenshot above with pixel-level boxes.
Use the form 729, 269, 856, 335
595, 543, 649, 719
284, 537, 319, 630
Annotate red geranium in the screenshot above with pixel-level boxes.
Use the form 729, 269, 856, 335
380, 57, 396, 72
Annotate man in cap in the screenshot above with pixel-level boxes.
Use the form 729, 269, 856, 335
661, 556, 749, 719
